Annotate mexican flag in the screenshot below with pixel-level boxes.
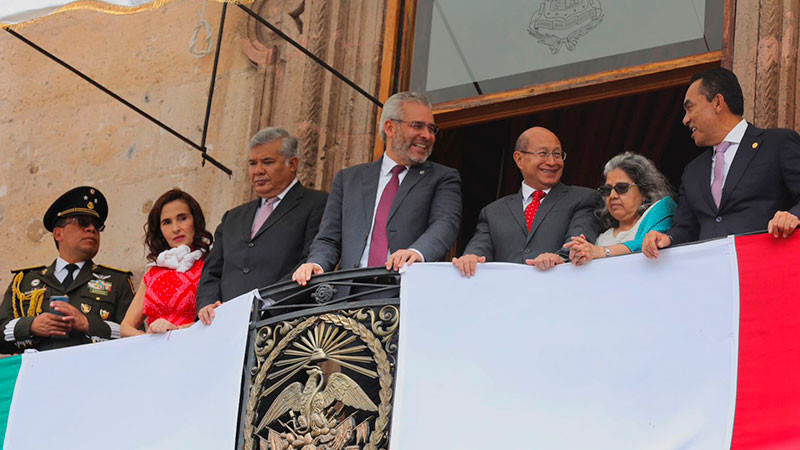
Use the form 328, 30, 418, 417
0, 292, 252, 449
393, 233, 800, 449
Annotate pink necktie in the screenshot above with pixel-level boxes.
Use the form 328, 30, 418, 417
251, 197, 278, 238
368, 165, 406, 266
711, 141, 731, 208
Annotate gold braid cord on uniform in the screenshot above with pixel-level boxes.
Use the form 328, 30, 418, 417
11, 272, 46, 319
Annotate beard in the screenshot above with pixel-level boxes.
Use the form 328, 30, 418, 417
391, 132, 432, 165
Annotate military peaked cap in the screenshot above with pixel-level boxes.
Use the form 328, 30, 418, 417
43, 186, 108, 232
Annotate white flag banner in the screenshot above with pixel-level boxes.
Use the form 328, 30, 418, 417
392, 238, 739, 450
3, 290, 253, 450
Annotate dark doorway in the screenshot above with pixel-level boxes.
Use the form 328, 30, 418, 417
431, 84, 699, 255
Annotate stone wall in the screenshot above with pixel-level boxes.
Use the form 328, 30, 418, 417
733, 0, 799, 131
0, 2, 258, 286
240, 0, 387, 191
0, 0, 390, 289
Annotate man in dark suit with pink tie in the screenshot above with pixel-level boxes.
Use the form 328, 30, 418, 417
197, 127, 328, 323
643, 68, 800, 258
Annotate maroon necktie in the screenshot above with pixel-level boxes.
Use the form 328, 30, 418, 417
525, 190, 547, 231
368, 165, 406, 266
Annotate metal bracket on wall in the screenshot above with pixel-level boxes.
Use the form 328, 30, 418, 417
4, 11, 234, 176
237, 4, 384, 109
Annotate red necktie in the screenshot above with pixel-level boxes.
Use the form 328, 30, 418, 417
368, 165, 406, 266
525, 190, 547, 231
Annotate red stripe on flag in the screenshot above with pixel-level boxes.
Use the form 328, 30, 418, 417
732, 233, 800, 449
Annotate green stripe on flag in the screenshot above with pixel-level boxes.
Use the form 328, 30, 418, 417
0, 355, 22, 448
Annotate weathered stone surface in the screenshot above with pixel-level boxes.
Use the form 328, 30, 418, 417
0, 2, 257, 285
241, 0, 386, 191
734, 0, 799, 131
0, 0, 390, 291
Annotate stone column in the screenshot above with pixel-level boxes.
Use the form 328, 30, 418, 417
733, 0, 799, 131
240, 0, 388, 193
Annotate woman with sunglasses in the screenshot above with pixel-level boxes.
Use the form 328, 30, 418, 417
567, 152, 676, 265
120, 189, 213, 337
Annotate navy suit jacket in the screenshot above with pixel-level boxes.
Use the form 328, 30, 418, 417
669, 124, 800, 244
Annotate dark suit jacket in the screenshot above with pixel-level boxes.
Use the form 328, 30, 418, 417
196, 182, 328, 309
463, 182, 602, 263
307, 157, 462, 271
669, 125, 800, 244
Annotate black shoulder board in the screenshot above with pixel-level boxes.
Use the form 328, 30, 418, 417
10, 265, 45, 274
95, 264, 133, 276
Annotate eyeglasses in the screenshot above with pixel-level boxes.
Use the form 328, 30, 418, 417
391, 119, 440, 136
60, 216, 105, 232
517, 150, 567, 161
598, 182, 637, 196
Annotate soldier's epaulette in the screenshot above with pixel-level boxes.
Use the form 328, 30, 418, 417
94, 264, 133, 276
10, 265, 45, 274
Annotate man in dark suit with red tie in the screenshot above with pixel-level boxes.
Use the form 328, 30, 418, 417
452, 126, 602, 277
642, 68, 800, 258
196, 127, 328, 324
292, 92, 462, 285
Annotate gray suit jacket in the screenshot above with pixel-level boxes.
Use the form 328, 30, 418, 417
307, 157, 462, 271
669, 125, 800, 244
463, 182, 602, 263
196, 182, 328, 309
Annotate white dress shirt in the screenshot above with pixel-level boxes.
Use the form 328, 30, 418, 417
521, 182, 552, 211
54, 257, 86, 283
710, 119, 748, 187
253, 178, 298, 223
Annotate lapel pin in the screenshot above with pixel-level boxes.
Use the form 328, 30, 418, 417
752, 142, 759, 149
419, 170, 425, 175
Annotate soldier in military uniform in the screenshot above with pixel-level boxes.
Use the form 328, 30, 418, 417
0, 186, 135, 353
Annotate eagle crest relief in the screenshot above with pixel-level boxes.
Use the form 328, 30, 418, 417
245, 307, 399, 450
528, 0, 604, 54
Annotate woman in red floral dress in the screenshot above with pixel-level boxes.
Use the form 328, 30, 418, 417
121, 189, 212, 337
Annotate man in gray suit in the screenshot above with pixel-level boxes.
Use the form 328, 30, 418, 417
197, 127, 328, 324
293, 92, 461, 285
453, 126, 602, 277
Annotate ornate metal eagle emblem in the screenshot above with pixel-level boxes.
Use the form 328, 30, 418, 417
528, 0, 604, 54
258, 366, 377, 445
246, 308, 398, 450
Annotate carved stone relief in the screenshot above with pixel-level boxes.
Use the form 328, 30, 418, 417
240, 0, 387, 194
733, 0, 799, 130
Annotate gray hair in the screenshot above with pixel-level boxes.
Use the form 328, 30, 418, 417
248, 127, 298, 160
379, 92, 433, 142
596, 152, 674, 229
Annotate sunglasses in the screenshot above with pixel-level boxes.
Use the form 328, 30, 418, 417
61, 216, 106, 232
598, 182, 637, 196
